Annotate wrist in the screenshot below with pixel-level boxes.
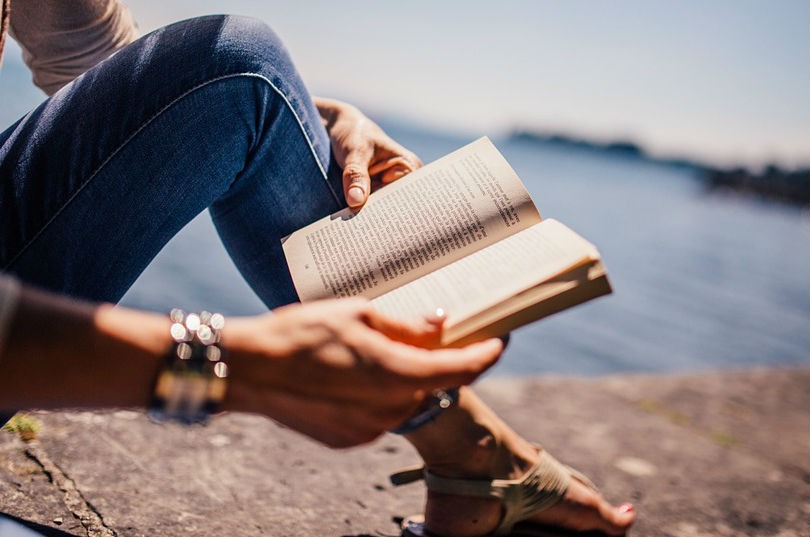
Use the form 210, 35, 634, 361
219, 315, 271, 359
148, 309, 228, 424
95, 304, 172, 359
217, 314, 286, 415
94, 305, 172, 408
314, 97, 359, 128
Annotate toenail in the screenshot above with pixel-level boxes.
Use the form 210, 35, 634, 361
618, 503, 634, 513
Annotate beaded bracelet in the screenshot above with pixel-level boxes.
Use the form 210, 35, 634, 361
148, 309, 229, 425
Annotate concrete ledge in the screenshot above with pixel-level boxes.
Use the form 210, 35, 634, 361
2, 366, 808, 536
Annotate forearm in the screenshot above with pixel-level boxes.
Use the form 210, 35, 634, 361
0, 286, 169, 412
0, 287, 500, 448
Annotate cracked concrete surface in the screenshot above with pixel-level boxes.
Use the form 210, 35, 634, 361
23, 443, 115, 537
1, 366, 808, 537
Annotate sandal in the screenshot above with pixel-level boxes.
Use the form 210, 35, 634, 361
390, 448, 600, 537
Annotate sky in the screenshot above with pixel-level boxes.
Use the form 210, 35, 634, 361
6, 1, 810, 168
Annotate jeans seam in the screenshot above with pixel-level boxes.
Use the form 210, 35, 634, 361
4, 72, 341, 271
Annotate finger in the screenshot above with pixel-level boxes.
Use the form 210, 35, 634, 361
424, 307, 447, 327
368, 156, 415, 177
412, 338, 504, 387
370, 336, 504, 388
371, 138, 423, 172
342, 153, 373, 209
361, 306, 445, 348
383, 141, 423, 170
380, 165, 411, 184
388, 150, 422, 174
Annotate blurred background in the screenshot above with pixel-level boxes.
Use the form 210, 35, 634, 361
1, 0, 807, 376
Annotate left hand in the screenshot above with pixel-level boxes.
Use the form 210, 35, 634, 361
315, 97, 423, 208
221, 299, 503, 447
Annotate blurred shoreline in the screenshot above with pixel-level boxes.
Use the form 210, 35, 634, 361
510, 129, 810, 205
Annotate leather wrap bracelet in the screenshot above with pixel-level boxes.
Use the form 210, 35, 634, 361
149, 309, 229, 425
390, 387, 460, 435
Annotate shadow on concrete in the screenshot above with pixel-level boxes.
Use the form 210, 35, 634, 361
0, 513, 77, 537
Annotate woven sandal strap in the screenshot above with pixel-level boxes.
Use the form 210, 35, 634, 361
568, 465, 598, 492
494, 449, 571, 536
391, 451, 580, 537
424, 469, 508, 500
417, 450, 571, 536
389, 463, 579, 493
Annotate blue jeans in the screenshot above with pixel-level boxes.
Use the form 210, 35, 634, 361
0, 15, 346, 308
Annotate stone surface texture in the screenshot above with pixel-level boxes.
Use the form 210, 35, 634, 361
1, 366, 808, 537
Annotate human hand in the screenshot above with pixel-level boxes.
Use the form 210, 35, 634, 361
314, 97, 423, 208
221, 298, 503, 447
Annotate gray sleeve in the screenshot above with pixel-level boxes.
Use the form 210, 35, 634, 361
0, 274, 21, 363
8, 0, 139, 95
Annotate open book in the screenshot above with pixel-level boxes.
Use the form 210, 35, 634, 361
282, 137, 611, 346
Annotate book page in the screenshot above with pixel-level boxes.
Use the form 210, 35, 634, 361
283, 137, 541, 301
370, 219, 600, 325
443, 262, 609, 345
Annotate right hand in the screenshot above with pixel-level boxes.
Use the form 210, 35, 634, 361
314, 97, 423, 208
222, 298, 503, 447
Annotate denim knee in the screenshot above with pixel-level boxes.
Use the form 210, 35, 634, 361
163, 15, 324, 151
211, 17, 290, 73
156, 15, 300, 100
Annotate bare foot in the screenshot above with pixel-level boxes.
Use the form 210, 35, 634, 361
405, 388, 636, 537
422, 450, 635, 536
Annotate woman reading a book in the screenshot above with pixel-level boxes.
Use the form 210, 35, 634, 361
0, 2, 634, 536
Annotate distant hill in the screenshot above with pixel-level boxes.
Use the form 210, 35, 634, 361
510, 130, 647, 158
703, 166, 810, 205
509, 129, 810, 205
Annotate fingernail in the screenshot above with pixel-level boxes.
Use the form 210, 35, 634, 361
425, 307, 446, 326
618, 503, 634, 513
347, 185, 366, 206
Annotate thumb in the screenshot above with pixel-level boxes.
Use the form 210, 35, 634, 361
342, 152, 373, 208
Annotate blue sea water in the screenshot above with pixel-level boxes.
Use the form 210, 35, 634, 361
2, 64, 809, 377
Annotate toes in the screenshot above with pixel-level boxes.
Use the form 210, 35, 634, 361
558, 480, 636, 536
596, 499, 636, 535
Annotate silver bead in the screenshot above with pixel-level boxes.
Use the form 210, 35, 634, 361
197, 324, 214, 345
170, 322, 190, 342
205, 345, 221, 362
176, 342, 192, 360
210, 313, 225, 331
213, 361, 229, 378
169, 308, 186, 323
184, 313, 201, 332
